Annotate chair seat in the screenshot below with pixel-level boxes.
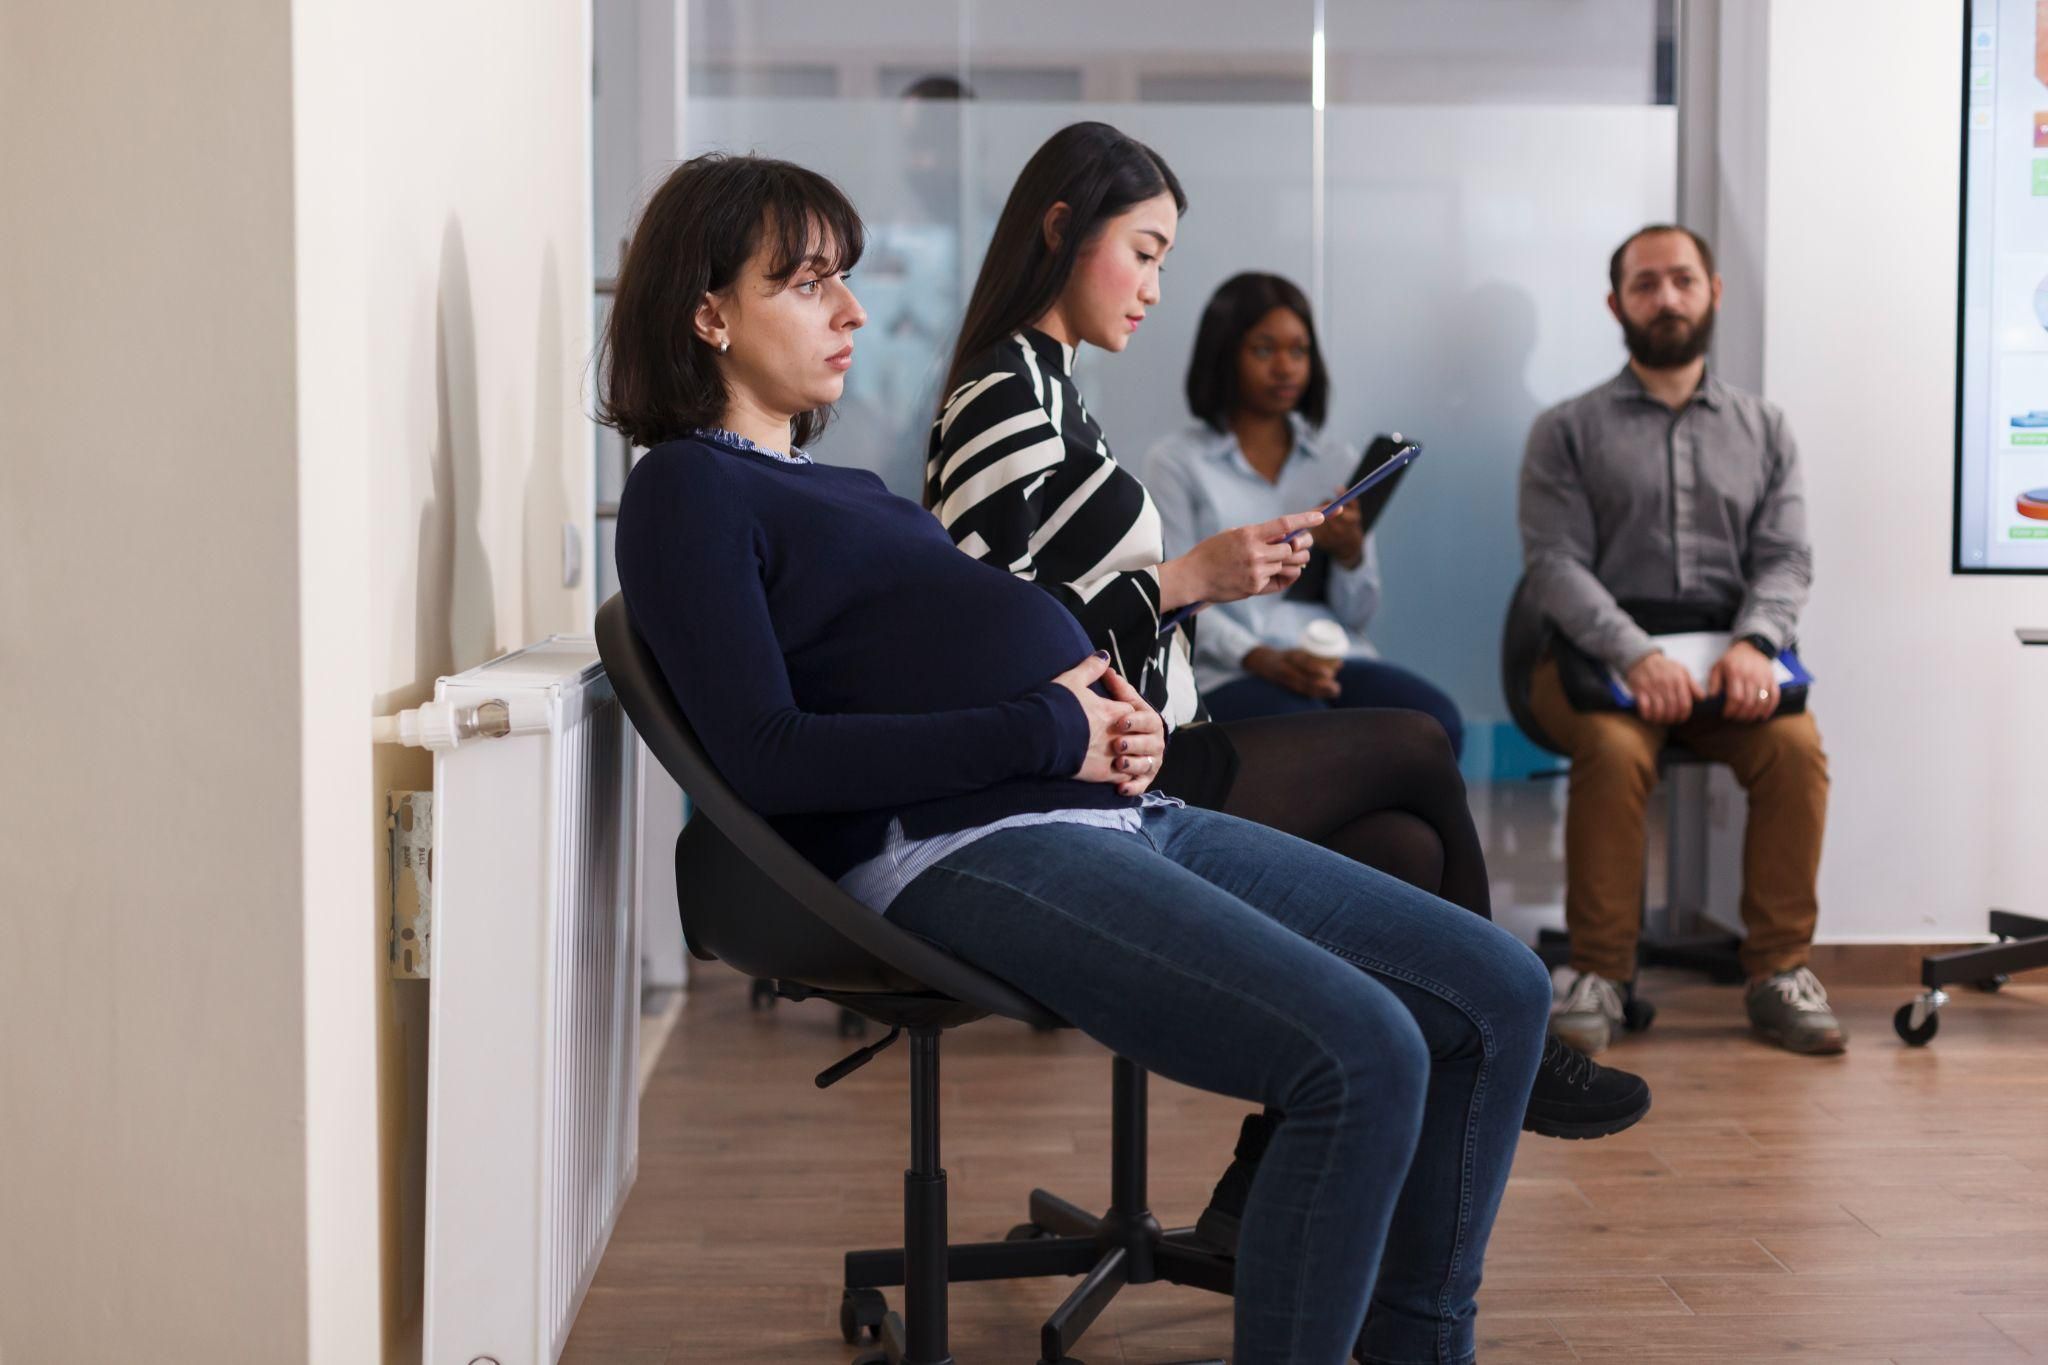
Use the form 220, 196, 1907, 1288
779, 985, 999, 1033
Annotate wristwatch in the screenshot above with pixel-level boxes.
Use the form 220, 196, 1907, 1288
1741, 633, 1777, 656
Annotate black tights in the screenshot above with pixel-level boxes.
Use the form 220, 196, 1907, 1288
1177, 707, 1496, 1160
1197, 709, 1491, 920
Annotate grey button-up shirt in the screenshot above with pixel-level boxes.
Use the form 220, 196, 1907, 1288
1518, 364, 1811, 671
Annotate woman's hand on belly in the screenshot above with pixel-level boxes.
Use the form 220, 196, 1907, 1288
1052, 653, 1164, 795
1100, 666, 1165, 797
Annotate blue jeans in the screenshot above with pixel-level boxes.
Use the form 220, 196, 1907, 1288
885, 804, 1549, 1365
1207, 658, 1466, 759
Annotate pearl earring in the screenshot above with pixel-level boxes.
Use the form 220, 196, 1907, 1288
718, 339, 730, 354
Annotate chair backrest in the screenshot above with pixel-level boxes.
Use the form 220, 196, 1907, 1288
1500, 573, 1566, 756
594, 593, 1061, 1027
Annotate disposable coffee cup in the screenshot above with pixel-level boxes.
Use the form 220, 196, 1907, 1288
1298, 619, 1349, 663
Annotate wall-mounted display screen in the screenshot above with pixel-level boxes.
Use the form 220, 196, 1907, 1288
1957, 0, 2048, 572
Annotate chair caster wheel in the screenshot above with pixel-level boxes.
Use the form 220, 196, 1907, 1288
1621, 997, 1656, 1032
1972, 974, 2008, 993
839, 1286, 887, 1344
850, 1309, 905, 1365
749, 978, 776, 1010
1894, 1001, 1940, 1046
1005, 1221, 1049, 1241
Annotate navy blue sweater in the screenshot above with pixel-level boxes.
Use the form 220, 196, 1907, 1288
614, 436, 1134, 879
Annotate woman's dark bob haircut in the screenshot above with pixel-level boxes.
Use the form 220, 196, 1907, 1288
597, 152, 866, 451
1184, 271, 1329, 433
939, 121, 1185, 414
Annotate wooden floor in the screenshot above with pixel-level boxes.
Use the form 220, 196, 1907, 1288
566, 965, 2048, 1364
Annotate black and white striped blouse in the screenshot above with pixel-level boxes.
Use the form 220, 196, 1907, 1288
926, 328, 1202, 728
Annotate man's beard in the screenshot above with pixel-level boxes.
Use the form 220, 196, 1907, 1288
1621, 306, 1716, 368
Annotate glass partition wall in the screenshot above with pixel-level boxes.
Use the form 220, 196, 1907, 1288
613, 0, 1679, 925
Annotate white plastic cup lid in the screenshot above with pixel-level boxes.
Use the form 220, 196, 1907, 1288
1298, 620, 1349, 659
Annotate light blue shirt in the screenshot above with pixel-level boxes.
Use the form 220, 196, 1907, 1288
691, 426, 812, 465
1141, 415, 1382, 694
840, 793, 1184, 913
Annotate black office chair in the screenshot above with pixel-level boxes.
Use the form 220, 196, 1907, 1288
1500, 575, 1745, 1000
596, 593, 1232, 1365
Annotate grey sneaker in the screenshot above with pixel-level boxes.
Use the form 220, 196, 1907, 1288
1549, 967, 1626, 1055
1746, 966, 1848, 1054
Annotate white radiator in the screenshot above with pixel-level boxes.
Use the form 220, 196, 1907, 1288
422, 637, 641, 1365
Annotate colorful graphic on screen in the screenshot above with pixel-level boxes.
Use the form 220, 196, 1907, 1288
1957, 0, 2048, 570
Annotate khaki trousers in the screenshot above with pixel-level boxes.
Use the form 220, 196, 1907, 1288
1527, 657, 1829, 982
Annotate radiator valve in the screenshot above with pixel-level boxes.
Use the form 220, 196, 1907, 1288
371, 698, 547, 750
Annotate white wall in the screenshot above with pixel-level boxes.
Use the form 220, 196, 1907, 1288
1, 1, 593, 1359
1762, 0, 2047, 942
0, 4, 319, 1361
355, 3, 595, 706
303, 0, 595, 1350
291, 5, 383, 1359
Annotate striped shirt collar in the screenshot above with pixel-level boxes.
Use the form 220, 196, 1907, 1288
1017, 326, 1078, 379
692, 426, 813, 464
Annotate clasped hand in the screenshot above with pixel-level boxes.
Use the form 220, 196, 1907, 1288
1051, 653, 1167, 796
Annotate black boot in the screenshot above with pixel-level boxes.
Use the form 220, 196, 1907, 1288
1521, 1034, 1651, 1139
1192, 1110, 1276, 1256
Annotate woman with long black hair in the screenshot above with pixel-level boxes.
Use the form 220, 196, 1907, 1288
926, 125, 1649, 1225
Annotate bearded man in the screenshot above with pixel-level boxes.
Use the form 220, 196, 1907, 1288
1517, 224, 1841, 1058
